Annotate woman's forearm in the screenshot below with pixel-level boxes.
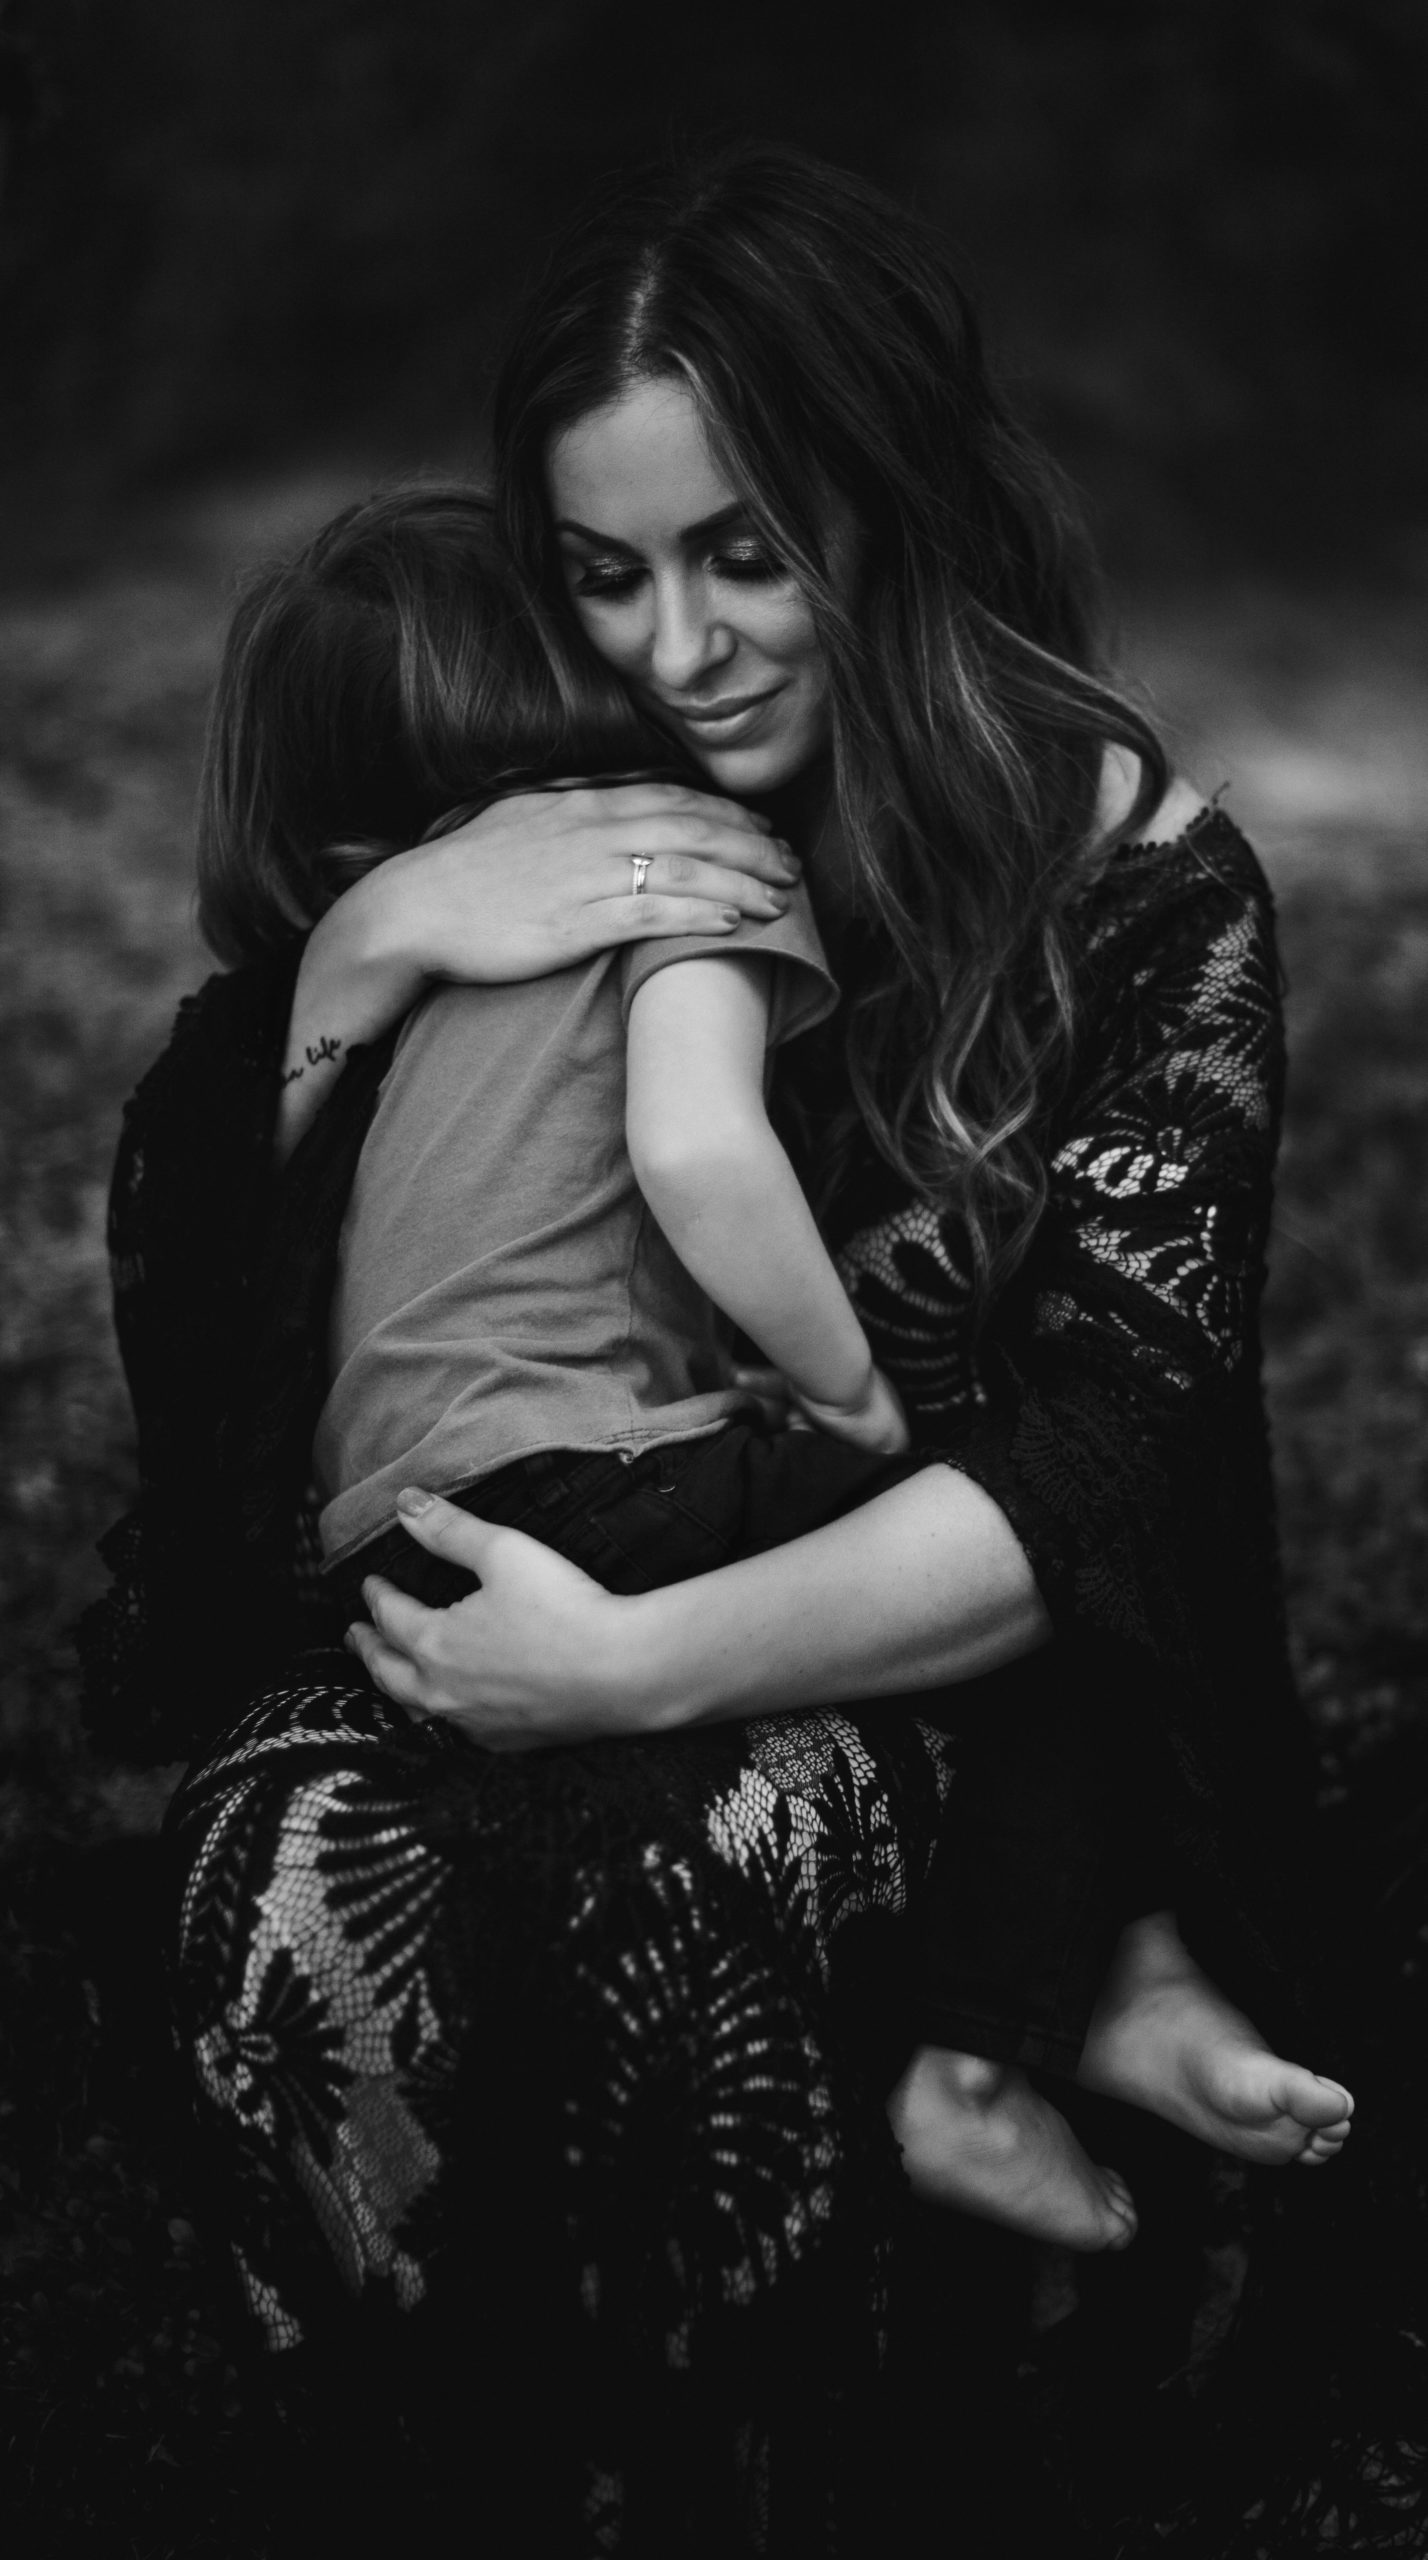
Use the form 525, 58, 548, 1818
276, 882, 424, 1162
350, 1470, 1052, 1748
629, 1464, 1051, 1730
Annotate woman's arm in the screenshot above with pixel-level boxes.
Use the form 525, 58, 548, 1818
626, 954, 906, 1450
632, 1465, 1046, 1713
346, 1467, 1049, 1748
277, 783, 799, 1160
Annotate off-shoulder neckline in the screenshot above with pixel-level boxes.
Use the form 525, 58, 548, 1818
1067, 803, 1253, 917
1121, 798, 1230, 858
1088, 799, 1245, 879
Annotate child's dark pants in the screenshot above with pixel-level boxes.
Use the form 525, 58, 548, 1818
331, 1422, 1156, 2080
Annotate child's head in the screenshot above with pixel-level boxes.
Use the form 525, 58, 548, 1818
197, 482, 667, 965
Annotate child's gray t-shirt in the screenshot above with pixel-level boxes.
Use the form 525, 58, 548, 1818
315, 889, 837, 1565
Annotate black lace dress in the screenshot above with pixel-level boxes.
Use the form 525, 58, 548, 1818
81, 810, 1313, 2552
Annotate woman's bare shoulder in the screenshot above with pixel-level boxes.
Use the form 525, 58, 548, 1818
1096, 745, 1208, 847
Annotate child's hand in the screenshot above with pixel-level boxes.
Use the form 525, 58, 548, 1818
792, 1366, 911, 1456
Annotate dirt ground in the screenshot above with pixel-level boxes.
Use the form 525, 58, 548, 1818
3, 474, 1427, 2551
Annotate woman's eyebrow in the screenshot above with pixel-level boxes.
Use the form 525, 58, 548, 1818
556, 501, 751, 550
556, 518, 638, 551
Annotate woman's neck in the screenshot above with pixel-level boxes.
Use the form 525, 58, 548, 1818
1096, 745, 1206, 849
760, 756, 857, 927
761, 757, 833, 861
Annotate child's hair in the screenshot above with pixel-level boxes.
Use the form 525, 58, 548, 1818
196, 481, 668, 966
494, 146, 1170, 1307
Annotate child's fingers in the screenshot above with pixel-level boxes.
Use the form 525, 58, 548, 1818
729, 1362, 796, 1431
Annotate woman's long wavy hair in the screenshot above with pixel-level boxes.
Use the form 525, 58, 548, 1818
197, 482, 664, 966
494, 146, 1170, 1307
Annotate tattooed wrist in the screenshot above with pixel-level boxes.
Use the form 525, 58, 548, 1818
280, 1032, 344, 1088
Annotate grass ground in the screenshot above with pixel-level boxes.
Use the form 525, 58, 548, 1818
2, 479, 1426, 2552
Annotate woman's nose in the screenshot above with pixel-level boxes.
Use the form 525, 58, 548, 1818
648, 575, 734, 694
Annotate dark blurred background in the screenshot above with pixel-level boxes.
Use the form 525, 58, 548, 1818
1, 0, 1426, 572
3, 6, 1427, 2551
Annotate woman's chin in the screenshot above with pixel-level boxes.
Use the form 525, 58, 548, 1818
686, 738, 811, 799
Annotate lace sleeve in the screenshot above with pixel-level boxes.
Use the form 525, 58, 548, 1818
77, 951, 309, 1758
837, 820, 1297, 1697
109, 961, 297, 1461
831, 820, 1314, 2029
955, 826, 1321, 2027
953, 828, 1290, 1667
837, 819, 1313, 2024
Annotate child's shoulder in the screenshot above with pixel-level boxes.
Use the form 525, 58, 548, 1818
621, 880, 839, 1050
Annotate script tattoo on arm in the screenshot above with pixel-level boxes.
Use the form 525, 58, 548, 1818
280, 1033, 344, 1089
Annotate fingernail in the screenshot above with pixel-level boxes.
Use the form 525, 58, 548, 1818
761, 895, 790, 917
718, 907, 741, 928
397, 1486, 435, 1515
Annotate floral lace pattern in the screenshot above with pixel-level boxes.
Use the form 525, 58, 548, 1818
834, 829, 1283, 1436
835, 1196, 983, 1430
167, 1673, 955, 2543
825, 819, 1305, 2039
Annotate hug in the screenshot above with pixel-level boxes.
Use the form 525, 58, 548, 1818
82, 143, 1351, 2549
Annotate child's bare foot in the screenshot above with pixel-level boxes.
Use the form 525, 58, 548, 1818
1078, 1910, 1354, 2167
887, 2047, 1138, 2251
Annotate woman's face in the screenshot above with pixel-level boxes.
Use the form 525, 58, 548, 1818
548, 376, 842, 797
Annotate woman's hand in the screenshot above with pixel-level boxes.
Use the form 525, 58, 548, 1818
344, 1490, 655, 1750
368, 782, 798, 986
278, 783, 799, 1159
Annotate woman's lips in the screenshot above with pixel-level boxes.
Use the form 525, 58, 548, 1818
667, 685, 785, 743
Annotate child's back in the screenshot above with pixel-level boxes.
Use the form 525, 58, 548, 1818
317, 899, 834, 1564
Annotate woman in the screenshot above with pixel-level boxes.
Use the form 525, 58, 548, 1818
87, 146, 1338, 2549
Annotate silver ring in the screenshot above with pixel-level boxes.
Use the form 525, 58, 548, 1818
630, 855, 652, 897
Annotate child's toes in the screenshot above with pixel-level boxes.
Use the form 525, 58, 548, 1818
1102, 2170, 1139, 2248
1297, 2125, 1351, 2166
1101, 2167, 1135, 2217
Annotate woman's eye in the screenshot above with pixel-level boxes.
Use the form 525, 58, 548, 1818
565, 546, 785, 599
569, 557, 643, 600
565, 558, 644, 601
712, 548, 784, 584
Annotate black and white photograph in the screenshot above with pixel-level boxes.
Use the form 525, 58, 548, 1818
3, 4, 1426, 2551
